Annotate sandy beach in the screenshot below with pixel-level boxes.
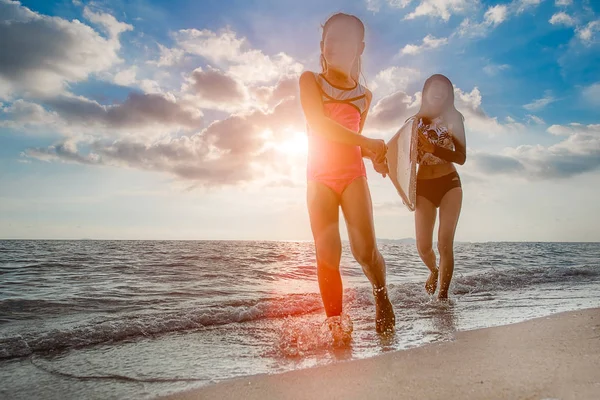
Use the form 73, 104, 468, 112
161, 308, 600, 400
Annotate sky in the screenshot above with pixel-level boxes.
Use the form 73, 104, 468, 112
0, 0, 599, 242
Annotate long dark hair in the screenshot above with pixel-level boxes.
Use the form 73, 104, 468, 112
416, 74, 463, 124
319, 13, 365, 83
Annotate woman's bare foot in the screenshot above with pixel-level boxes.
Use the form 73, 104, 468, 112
373, 286, 395, 334
437, 290, 449, 300
326, 313, 353, 345
425, 268, 438, 295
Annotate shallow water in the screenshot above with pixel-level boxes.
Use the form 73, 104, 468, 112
1, 240, 599, 399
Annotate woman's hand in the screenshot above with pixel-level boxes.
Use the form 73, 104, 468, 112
362, 146, 388, 177
417, 131, 435, 154
363, 138, 387, 163
373, 159, 389, 178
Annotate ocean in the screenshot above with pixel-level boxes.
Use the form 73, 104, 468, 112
1, 240, 599, 399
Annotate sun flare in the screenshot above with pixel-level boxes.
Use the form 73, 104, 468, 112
275, 131, 309, 156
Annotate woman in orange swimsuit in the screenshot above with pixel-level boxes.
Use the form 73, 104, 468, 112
298, 13, 395, 334
412, 74, 467, 300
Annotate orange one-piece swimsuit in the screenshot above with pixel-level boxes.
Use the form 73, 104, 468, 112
307, 72, 368, 196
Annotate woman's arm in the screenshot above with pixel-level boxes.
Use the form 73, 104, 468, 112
358, 89, 372, 134
431, 140, 466, 165
361, 147, 374, 158
361, 90, 387, 164
359, 90, 376, 159
299, 71, 367, 147
433, 111, 467, 165
300, 72, 385, 160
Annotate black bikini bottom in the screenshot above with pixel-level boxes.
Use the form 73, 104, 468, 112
416, 171, 462, 208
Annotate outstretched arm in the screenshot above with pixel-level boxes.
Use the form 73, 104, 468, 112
300, 72, 385, 160
299, 72, 367, 147
359, 91, 388, 176
359, 90, 388, 164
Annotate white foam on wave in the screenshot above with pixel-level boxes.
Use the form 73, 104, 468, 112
276, 312, 354, 358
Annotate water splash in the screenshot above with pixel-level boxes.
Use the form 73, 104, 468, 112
276, 312, 354, 357
325, 313, 354, 346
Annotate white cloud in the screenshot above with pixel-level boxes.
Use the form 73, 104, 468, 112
400, 34, 448, 55
139, 79, 163, 94
82, 6, 133, 39
24, 97, 306, 186
404, 0, 476, 21
180, 66, 250, 112
526, 114, 546, 124
582, 82, 600, 105
249, 76, 300, 110
399, 44, 420, 55
366, 0, 381, 12
457, 0, 545, 39
389, 0, 413, 7
483, 63, 510, 76
366, 0, 413, 12
0, 77, 14, 101
485, 4, 508, 25
0, 8, 302, 141
471, 123, 600, 180
369, 66, 421, 97
514, 0, 542, 15
175, 28, 244, 63
523, 92, 557, 111
180, 66, 300, 114
147, 44, 186, 67
576, 20, 600, 45
113, 66, 138, 86
455, 86, 526, 135
0, 0, 130, 98
547, 122, 600, 136
45, 92, 203, 132
549, 12, 576, 26
555, 0, 572, 5
173, 28, 303, 84
1, 92, 204, 141
546, 13, 599, 47
227, 52, 302, 85
367, 91, 420, 131
458, 4, 508, 37
0, 99, 62, 133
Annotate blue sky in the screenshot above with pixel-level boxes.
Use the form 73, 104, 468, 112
1, 0, 599, 241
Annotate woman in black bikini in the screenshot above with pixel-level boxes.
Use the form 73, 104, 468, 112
412, 74, 466, 300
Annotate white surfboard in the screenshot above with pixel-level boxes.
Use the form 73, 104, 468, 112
386, 118, 418, 211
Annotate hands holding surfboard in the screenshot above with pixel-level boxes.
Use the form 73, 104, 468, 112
363, 137, 387, 161
361, 138, 389, 178
372, 160, 389, 178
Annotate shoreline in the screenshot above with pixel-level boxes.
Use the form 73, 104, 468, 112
160, 308, 600, 400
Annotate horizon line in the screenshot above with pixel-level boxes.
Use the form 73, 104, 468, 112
0, 238, 599, 244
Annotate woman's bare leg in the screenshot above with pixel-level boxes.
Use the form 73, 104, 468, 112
307, 181, 343, 317
340, 177, 395, 333
415, 195, 438, 294
437, 187, 462, 300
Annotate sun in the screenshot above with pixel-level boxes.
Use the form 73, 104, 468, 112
276, 131, 309, 156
